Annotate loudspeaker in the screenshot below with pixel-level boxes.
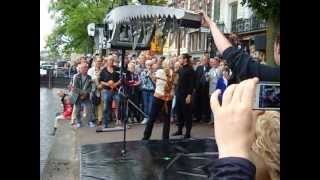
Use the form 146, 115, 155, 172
254, 35, 266, 50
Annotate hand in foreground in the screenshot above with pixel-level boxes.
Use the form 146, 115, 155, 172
210, 77, 262, 161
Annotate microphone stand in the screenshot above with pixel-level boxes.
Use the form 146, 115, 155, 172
118, 49, 148, 158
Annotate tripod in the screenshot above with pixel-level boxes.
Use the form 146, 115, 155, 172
118, 49, 148, 157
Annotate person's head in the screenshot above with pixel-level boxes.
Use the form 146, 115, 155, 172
63, 96, 72, 105
105, 55, 114, 67
113, 59, 119, 67
179, 53, 192, 66
219, 59, 226, 67
201, 53, 209, 65
252, 111, 280, 180
79, 56, 87, 64
228, 33, 240, 47
130, 60, 137, 66
222, 67, 230, 79
210, 57, 220, 68
57, 90, 65, 98
162, 58, 171, 70
145, 60, 153, 70
138, 56, 146, 66
127, 62, 135, 72
151, 63, 158, 72
174, 61, 181, 71
274, 34, 280, 65
79, 63, 89, 75
171, 56, 178, 64
95, 57, 103, 69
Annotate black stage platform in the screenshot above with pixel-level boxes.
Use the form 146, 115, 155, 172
80, 138, 219, 180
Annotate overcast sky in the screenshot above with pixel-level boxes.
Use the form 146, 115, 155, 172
40, 0, 55, 51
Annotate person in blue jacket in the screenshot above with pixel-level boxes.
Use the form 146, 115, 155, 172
216, 66, 231, 104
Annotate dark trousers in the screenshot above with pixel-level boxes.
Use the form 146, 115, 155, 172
143, 97, 172, 140
128, 91, 140, 120
193, 87, 210, 121
175, 93, 193, 136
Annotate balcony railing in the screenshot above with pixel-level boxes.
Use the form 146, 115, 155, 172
231, 16, 267, 33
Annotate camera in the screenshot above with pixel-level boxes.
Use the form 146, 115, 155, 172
254, 82, 280, 110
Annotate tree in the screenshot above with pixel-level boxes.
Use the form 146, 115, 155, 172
241, 0, 280, 66
46, 0, 167, 58
46, 0, 111, 58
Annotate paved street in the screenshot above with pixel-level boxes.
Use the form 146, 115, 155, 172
76, 121, 215, 146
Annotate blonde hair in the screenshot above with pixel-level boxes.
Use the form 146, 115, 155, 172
162, 59, 170, 70
252, 111, 280, 180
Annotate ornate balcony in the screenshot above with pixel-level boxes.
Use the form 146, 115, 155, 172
231, 16, 267, 33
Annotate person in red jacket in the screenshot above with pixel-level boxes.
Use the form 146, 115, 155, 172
50, 92, 74, 136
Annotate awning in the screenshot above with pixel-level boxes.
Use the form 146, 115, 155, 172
104, 5, 202, 28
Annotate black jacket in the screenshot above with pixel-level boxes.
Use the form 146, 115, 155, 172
223, 47, 280, 83
176, 64, 195, 96
195, 64, 210, 90
207, 157, 256, 180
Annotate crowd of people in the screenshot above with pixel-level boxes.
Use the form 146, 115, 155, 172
52, 50, 231, 133
50, 11, 280, 180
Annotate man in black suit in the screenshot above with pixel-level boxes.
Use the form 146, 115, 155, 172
193, 53, 211, 122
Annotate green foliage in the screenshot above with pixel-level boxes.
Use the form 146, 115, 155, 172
46, 0, 167, 57
145, 0, 167, 5
241, 0, 279, 20
46, 0, 111, 57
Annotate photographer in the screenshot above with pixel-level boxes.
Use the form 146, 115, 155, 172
200, 12, 280, 82
208, 77, 261, 179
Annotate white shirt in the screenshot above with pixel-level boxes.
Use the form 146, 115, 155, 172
88, 67, 96, 80
223, 76, 228, 87
154, 69, 175, 97
207, 67, 222, 95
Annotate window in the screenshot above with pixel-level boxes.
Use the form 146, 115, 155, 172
190, 32, 199, 51
230, 2, 238, 24
214, 0, 220, 22
199, 33, 207, 50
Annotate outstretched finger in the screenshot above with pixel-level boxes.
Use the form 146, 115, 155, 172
210, 89, 221, 115
241, 77, 259, 107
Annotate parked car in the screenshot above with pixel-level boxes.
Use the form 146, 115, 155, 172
54, 61, 69, 77
41, 63, 54, 70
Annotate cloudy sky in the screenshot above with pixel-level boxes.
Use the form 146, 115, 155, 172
40, 0, 55, 51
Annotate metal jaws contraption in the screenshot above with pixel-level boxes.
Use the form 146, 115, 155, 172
104, 5, 202, 50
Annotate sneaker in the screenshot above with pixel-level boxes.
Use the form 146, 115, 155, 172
141, 118, 148, 124
133, 117, 138, 123
128, 118, 132, 124
76, 123, 81, 128
89, 122, 96, 128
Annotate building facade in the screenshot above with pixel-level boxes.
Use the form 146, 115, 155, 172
163, 0, 267, 62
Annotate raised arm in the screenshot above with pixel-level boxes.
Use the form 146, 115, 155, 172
200, 11, 232, 54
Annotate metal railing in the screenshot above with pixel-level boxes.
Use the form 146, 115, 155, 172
231, 16, 267, 33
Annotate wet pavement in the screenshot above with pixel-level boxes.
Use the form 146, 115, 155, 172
40, 88, 64, 174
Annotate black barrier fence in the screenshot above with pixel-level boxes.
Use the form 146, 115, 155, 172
40, 69, 72, 88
